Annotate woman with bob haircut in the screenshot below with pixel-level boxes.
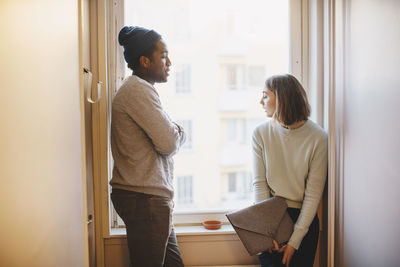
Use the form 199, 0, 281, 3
252, 74, 328, 267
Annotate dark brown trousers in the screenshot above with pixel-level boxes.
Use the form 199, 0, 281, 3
111, 189, 184, 267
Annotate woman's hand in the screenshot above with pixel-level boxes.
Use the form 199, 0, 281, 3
267, 240, 281, 253
278, 244, 296, 267
267, 240, 296, 267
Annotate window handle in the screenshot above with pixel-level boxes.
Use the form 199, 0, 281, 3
83, 68, 102, 103
87, 214, 93, 225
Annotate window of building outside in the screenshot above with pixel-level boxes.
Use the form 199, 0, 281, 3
226, 64, 246, 91
177, 120, 193, 150
248, 65, 267, 88
112, 0, 289, 227
225, 172, 252, 200
176, 175, 194, 206
226, 118, 246, 144
175, 64, 191, 94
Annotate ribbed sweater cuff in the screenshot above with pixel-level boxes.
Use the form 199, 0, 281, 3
288, 227, 308, 250
111, 184, 173, 199
286, 199, 302, 209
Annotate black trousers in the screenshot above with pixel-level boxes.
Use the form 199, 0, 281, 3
111, 189, 184, 267
258, 208, 319, 267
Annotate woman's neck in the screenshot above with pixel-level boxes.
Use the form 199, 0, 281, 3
280, 120, 307, 130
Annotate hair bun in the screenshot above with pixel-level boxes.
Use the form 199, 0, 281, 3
118, 26, 135, 46
118, 26, 162, 68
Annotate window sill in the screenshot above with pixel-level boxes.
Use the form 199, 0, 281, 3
175, 224, 235, 236
110, 224, 235, 237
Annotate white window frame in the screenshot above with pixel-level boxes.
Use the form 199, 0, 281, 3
105, 0, 306, 228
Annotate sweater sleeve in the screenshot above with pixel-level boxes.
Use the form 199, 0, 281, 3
252, 128, 271, 203
288, 134, 328, 249
125, 84, 185, 156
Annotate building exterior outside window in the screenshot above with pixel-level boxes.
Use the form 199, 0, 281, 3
175, 64, 191, 94
177, 120, 193, 150
226, 64, 246, 91
221, 171, 252, 207
226, 118, 247, 144
248, 65, 266, 88
176, 175, 194, 205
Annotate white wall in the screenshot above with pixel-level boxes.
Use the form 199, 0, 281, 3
337, 0, 400, 266
0, 1, 86, 266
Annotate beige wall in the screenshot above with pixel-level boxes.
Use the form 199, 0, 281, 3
104, 234, 259, 267
0, 1, 86, 266
335, 0, 400, 266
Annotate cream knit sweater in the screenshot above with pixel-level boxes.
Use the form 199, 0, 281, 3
252, 119, 328, 249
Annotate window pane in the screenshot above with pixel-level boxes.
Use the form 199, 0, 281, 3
248, 65, 266, 87
124, 0, 289, 212
177, 120, 193, 150
228, 172, 237, 193
177, 175, 194, 205
176, 64, 191, 94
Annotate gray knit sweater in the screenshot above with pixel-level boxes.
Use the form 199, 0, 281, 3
110, 75, 186, 199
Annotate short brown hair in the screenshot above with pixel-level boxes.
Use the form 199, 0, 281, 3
265, 74, 310, 126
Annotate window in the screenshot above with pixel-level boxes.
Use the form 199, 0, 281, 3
221, 171, 253, 208
225, 172, 252, 199
176, 175, 194, 205
226, 118, 246, 144
226, 64, 246, 91
175, 64, 191, 94
248, 65, 266, 87
173, 3, 191, 41
109, 0, 301, 226
176, 120, 193, 150
228, 173, 237, 193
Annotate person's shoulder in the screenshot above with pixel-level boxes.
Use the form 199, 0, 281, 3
115, 76, 155, 100
115, 76, 135, 95
252, 120, 272, 138
307, 120, 328, 142
254, 120, 270, 131
124, 75, 152, 92
133, 76, 159, 98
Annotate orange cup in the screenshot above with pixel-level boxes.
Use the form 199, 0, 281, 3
202, 220, 222, 230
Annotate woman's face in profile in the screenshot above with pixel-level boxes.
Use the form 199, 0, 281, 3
260, 88, 276, 117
